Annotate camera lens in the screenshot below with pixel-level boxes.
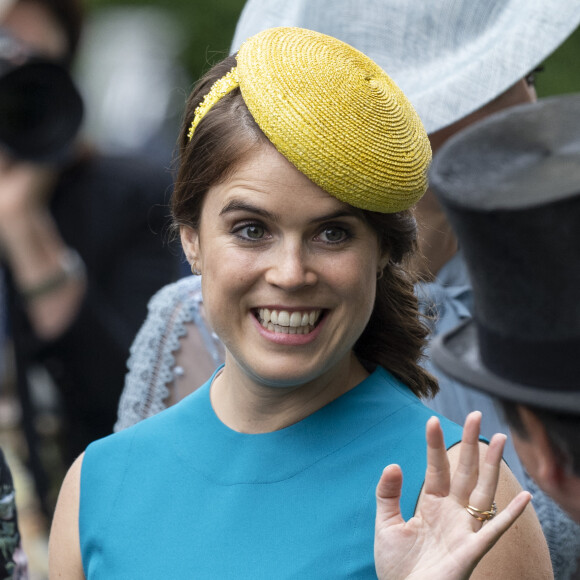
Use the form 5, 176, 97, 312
0, 60, 83, 162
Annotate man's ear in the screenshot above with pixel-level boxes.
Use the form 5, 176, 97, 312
517, 405, 566, 492
180, 226, 201, 270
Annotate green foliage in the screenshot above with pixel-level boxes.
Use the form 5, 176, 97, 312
535, 25, 580, 97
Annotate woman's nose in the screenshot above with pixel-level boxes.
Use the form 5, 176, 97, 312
264, 242, 317, 290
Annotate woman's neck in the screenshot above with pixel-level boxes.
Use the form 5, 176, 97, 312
209, 353, 369, 433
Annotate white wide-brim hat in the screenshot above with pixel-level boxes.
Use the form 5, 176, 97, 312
231, 0, 580, 134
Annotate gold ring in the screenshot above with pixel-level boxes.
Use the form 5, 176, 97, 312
465, 501, 497, 521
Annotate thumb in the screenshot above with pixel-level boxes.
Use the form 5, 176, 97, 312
375, 464, 406, 528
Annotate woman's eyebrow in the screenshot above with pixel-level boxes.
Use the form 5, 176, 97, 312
310, 209, 362, 223
219, 199, 279, 220
219, 199, 362, 224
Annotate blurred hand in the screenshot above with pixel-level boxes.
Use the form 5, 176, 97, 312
0, 152, 83, 339
374, 411, 532, 580
0, 152, 56, 228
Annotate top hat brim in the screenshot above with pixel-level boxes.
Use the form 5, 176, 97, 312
432, 319, 580, 414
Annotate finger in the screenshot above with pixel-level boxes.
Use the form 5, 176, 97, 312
375, 464, 406, 528
423, 416, 451, 497
449, 411, 482, 504
468, 491, 532, 556
467, 433, 506, 516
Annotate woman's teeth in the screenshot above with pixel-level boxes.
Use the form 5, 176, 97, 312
257, 308, 321, 334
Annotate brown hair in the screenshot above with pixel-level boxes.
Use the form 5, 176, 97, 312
172, 55, 267, 231
172, 55, 438, 399
355, 211, 437, 398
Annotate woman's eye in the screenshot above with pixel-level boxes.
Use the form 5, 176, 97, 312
319, 226, 349, 243
237, 224, 266, 240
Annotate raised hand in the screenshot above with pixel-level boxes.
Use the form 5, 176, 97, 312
374, 411, 532, 580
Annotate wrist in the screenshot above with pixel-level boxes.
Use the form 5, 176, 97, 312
0, 206, 52, 251
19, 248, 87, 302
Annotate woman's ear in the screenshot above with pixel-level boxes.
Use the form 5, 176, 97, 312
378, 250, 390, 275
180, 226, 201, 272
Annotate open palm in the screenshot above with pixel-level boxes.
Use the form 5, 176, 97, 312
374, 412, 531, 580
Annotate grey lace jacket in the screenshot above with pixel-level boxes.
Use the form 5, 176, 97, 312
114, 276, 222, 432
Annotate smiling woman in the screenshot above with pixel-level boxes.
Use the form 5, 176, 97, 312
181, 145, 390, 406
48, 27, 552, 579
173, 49, 435, 400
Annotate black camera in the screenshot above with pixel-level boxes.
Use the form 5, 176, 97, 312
0, 29, 83, 162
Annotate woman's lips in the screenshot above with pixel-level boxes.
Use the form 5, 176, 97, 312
256, 308, 322, 334
253, 308, 326, 343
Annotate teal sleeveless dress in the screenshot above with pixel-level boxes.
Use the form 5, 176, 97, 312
80, 366, 462, 579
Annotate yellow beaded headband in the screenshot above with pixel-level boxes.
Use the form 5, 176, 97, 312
187, 67, 240, 140
187, 27, 431, 213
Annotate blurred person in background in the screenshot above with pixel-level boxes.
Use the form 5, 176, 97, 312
0, 0, 180, 515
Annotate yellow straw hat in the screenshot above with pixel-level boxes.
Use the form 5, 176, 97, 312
189, 27, 431, 213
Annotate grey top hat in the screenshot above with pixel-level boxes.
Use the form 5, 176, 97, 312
429, 93, 580, 413
231, 0, 580, 134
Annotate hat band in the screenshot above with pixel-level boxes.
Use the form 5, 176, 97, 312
187, 67, 240, 141
477, 323, 580, 392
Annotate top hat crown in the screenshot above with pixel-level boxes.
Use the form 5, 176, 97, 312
428, 93, 580, 412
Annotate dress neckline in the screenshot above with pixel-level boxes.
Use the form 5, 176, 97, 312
166, 365, 420, 485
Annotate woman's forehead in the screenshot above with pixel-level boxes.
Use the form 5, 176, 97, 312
206, 144, 356, 216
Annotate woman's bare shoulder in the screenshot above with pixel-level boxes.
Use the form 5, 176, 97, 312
49, 453, 86, 580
